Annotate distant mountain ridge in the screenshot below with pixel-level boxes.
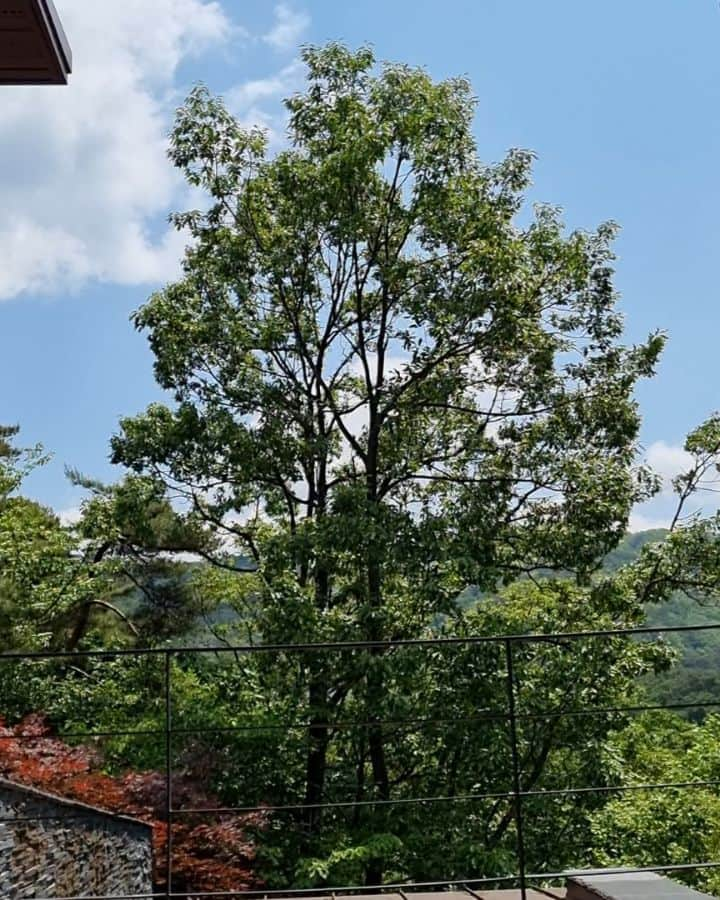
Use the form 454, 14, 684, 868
602, 528, 668, 573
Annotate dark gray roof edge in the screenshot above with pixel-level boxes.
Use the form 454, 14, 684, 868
568, 873, 714, 900
0, 777, 153, 832
36, 0, 73, 75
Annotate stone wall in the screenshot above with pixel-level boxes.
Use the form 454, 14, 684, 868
0, 778, 153, 899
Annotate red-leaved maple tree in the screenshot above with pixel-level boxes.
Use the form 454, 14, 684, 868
0, 714, 264, 895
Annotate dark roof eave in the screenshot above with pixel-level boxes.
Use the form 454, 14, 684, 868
0, 0, 72, 86
39, 0, 72, 75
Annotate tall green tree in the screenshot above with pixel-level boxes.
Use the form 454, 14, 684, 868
113, 44, 664, 882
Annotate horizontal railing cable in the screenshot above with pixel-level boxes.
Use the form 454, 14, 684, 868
1, 618, 719, 662
5, 776, 720, 826
4, 698, 720, 746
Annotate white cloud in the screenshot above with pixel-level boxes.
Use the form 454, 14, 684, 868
228, 59, 304, 110
629, 440, 689, 531
644, 440, 693, 495
0, 1, 313, 301
262, 4, 310, 52
226, 59, 305, 147
0, 0, 231, 301
58, 505, 82, 527
630, 439, 720, 532
628, 509, 673, 533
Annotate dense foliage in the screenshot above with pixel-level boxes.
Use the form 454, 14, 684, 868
589, 712, 720, 895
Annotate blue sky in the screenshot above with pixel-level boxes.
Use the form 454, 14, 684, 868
1, 0, 719, 528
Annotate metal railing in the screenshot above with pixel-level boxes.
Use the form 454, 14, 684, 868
1, 621, 720, 900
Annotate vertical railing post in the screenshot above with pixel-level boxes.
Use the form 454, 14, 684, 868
165, 648, 173, 900
505, 638, 527, 900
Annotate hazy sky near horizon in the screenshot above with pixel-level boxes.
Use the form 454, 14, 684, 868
1, 0, 719, 529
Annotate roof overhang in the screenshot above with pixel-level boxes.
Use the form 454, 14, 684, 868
0, 0, 72, 85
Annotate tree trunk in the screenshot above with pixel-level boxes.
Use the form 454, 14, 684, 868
303, 565, 332, 833
303, 675, 330, 833
367, 683, 390, 800
363, 413, 391, 883
366, 857, 385, 887
365, 555, 390, 883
